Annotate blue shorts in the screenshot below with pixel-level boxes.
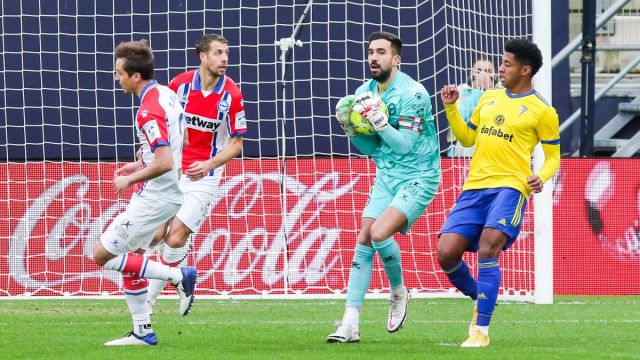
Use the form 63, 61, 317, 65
362, 171, 440, 234
439, 187, 527, 251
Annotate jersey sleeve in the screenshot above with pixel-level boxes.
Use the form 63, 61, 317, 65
228, 87, 247, 137
168, 76, 180, 93
137, 102, 169, 152
397, 86, 431, 133
536, 106, 560, 145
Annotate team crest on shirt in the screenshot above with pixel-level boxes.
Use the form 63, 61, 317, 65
217, 99, 230, 113
519, 105, 528, 115
140, 109, 149, 118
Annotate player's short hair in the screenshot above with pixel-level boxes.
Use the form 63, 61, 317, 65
114, 39, 154, 80
368, 31, 402, 56
195, 33, 229, 57
504, 38, 543, 76
114, 39, 153, 80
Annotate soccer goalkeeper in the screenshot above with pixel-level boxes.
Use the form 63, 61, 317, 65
439, 38, 560, 347
327, 31, 441, 343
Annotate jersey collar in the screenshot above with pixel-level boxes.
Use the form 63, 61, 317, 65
192, 70, 226, 94
505, 88, 536, 98
139, 80, 158, 101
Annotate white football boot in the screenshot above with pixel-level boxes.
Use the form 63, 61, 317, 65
104, 331, 157, 346
387, 286, 409, 332
326, 321, 360, 343
175, 266, 197, 316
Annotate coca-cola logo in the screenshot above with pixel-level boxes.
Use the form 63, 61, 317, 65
9, 170, 360, 290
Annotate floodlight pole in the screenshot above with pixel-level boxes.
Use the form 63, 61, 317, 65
274, 0, 313, 295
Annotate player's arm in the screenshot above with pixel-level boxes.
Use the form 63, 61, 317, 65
186, 136, 243, 181
528, 107, 561, 193
335, 95, 379, 155
352, 92, 423, 155
441, 84, 477, 147
113, 145, 173, 195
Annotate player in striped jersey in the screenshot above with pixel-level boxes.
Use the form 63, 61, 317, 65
146, 34, 247, 314
94, 40, 196, 346
439, 38, 560, 347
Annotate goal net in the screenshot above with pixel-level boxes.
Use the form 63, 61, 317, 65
0, 0, 543, 301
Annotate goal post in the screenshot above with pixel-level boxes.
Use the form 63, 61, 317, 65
0, 1, 552, 302
533, 0, 554, 305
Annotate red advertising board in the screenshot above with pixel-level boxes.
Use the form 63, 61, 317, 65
0, 159, 638, 296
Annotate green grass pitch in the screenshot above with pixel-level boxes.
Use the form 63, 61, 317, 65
0, 296, 637, 359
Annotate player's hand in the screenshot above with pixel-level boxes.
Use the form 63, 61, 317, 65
115, 160, 144, 177
353, 95, 389, 132
527, 175, 543, 193
335, 95, 357, 137
440, 84, 459, 104
186, 160, 211, 181
113, 175, 132, 195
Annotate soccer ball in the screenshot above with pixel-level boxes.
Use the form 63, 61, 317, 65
349, 98, 388, 136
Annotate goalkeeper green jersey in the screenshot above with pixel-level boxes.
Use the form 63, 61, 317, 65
354, 71, 440, 177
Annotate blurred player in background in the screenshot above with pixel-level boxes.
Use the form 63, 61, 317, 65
145, 33, 247, 315
439, 38, 560, 347
93, 39, 197, 346
327, 31, 441, 343
447, 58, 496, 157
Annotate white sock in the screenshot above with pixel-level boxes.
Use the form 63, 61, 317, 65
343, 306, 360, 328
142, 260, 183, 284
147, 245, 186, 304
146, 279, 165, 306
477, 325, 489, 336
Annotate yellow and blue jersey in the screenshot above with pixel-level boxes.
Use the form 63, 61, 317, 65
445, 88, 560, 197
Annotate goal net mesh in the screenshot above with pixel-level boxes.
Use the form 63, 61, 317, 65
0, 0, 534, 299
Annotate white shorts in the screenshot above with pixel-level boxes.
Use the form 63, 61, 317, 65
176, 171, 222, 233
101, 195, 181, 255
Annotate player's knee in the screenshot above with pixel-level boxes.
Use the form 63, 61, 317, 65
369, 222, 393, 243
165, 228, 190, 248
437, 240, 464, 269
369, 227, 385, 243
437, 246, 459, 269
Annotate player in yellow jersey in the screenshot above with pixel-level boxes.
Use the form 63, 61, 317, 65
439, 39, 560, 348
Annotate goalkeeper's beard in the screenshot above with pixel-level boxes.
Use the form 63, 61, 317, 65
370, 66, 392, 83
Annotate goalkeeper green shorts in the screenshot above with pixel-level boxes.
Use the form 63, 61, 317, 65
362, 171, 440, 234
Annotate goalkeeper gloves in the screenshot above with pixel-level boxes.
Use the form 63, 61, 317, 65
335, 95, 358, 137
352, 92, 389, 132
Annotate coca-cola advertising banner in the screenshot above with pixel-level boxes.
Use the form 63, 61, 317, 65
1, 159, 638, 297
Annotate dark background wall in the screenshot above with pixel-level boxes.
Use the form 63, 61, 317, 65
1, 0, 582, 162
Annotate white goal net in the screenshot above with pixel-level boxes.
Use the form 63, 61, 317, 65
1, 0, 544, 301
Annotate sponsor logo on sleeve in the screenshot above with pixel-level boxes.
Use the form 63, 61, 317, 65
143, 120, 162, 143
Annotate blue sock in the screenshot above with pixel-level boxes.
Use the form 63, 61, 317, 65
476, 258, 501, 327
345, 243, 375, 309
443, 260, 478, 300
372, 237, 403, 289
